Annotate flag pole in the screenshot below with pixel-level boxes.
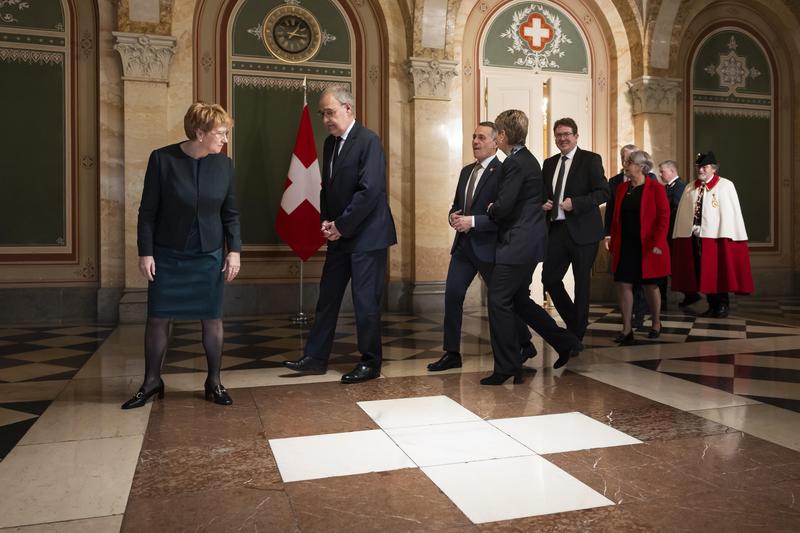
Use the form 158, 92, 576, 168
290, 76, 312, 325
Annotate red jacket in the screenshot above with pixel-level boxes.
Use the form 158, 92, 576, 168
609, 178, 671, 278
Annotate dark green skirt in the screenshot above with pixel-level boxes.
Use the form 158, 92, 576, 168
148, 245, 224, 320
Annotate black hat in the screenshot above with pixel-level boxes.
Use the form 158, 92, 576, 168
695, 151, 717, 166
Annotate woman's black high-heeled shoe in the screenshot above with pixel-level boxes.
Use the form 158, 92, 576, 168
480, 372, 524, 386
121, 379, 164, 410
617, 332, 635, 346
204, 382, 233, 405
647, 327, 662, 339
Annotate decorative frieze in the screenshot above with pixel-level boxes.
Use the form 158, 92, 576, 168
233, 75, 349, 93
112, 31, 176, 83
407, 56, 458, 100
626, 76, 681, 115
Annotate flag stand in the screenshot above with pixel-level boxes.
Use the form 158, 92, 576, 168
289, 259, 312, 324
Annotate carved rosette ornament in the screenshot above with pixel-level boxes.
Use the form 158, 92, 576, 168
407, 57, 458, 101
626, 76, 682, 115
112, 32, 177, 83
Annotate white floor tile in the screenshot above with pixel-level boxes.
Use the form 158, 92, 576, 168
656, 359, 735, 378
490, 412, 641, 454
734, 353, 800, 370
385, 421, 534, 467
357, 395, 482, 428
268, 429, 415, 482
421, 455, 614, 524
692, 404, 800, 452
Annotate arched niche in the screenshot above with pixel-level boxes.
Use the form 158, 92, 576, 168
0, 0, 99, 285
193, 0, 388, 282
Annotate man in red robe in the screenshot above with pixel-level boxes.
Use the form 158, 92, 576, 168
671, 151, 753, 318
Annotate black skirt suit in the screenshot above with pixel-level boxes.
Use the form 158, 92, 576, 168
137, 143, 241, 319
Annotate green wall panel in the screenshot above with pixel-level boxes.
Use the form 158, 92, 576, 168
233, 0, 351, 64
0, 1, 64, 32
232, 85, 331, 245
483, 1, 588, 74
0, 55, 65, 246
693, 30, 771, 96
693, 114, 770, 243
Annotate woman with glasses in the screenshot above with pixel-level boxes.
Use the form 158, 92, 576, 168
608, 150, 670, 345
122, 102, 241, 409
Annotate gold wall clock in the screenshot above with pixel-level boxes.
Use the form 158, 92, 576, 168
262, 5, 322, 64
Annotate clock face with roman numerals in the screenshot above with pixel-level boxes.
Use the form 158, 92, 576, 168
262, 5, 322, 63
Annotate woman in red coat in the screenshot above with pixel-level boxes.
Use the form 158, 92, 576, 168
609, 150, 671, 344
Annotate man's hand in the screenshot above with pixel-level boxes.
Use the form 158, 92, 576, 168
604, 236, 610, 251
449, 210, 461, 227
323, 220, 342, 241
542, 200, 554, 211
451, 213, 473, 233
652, 246, 662, 255
561, 198, 574, 212
139, 256, 155, 282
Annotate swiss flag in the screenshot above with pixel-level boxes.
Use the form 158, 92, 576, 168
275, 105, 326, 261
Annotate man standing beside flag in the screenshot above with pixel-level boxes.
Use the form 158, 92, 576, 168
284, 85, 396, 384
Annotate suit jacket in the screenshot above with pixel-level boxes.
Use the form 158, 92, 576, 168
609, 178, 671, 278
320, 121, 397, 253
449, 156, 501, 263
487, 146, 547, 265
543, 147, 608, 245
137, 143, 241, 256
664, 177, 686, 243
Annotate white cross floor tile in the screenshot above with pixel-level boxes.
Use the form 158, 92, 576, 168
490, 412, 642, 454
268, 429, 416, 482
269, 396, 641, 523
422, 455, 614, 524
357, 395, 481, 428
384, 420, 533, 467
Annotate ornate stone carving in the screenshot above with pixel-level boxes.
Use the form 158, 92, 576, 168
201, 52, 213, 72
80, 31, 93, 59
81, 155, 95, 168
463, 60, 473, 79
75, 258, 96, 280
112, 31, 176, 83
407, 57, 458, 101
626, 76, 681, 115
368, 64, 379, 84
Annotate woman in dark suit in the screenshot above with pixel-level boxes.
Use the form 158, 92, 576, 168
122, 102, 241, 409
609, 150, 670, 345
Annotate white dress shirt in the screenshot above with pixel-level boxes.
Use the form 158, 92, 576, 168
551, 145, 578, 221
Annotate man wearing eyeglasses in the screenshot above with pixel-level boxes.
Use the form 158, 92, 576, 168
542, 118, 609, 345
283, 85, 396, 384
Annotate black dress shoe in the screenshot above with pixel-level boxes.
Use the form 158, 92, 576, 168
341, 363, 380, 384
647, 328, 661, 339
520, 342, 537, 359
204, 382, 233, 405
427, 352, 462, 371
613, 331, 628, 343
283, 355, 327, 374
679, 293, 702, 307
713, 305, 729, 318
553, 347, 579, 369
121, 379, 164, 410
700, 307, 715, 317
480, 372, 523, 385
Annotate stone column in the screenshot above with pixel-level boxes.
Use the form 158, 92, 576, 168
406, 57, 458, 312
626, 76, 682, 164
113, 31, 176, 321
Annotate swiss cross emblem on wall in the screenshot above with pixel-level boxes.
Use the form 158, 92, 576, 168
518, 13, 553, 52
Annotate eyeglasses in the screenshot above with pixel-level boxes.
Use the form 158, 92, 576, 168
554, 132, 575, 139
317, 105, 343, 119
209, 129, 230, 139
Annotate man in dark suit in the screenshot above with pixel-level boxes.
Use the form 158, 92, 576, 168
428, 122, 534, 372
284, 86, 396, 384
604, 144, 649, 327
541, 118, 609, 344
483, 110, 581, 385
658, 159, 699, 309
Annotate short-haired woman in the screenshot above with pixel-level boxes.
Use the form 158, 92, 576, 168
609, 150, 670, 345
122, 102, 241, 409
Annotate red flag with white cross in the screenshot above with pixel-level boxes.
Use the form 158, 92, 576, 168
275, 104, 326, 261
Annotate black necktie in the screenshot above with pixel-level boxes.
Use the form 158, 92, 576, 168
551, 155, 568, 221
464, 162, 482, 215
330, 136, 342, 177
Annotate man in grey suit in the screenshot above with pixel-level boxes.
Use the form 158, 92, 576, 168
483, 110, 581, 385
428, 122, 534, 372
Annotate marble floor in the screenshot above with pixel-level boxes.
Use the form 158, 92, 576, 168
1, 298, 800, 531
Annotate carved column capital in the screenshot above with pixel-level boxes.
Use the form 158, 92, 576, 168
112, 31, 176, 83
407, 57, 458, 101
626, 76, 682, 115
